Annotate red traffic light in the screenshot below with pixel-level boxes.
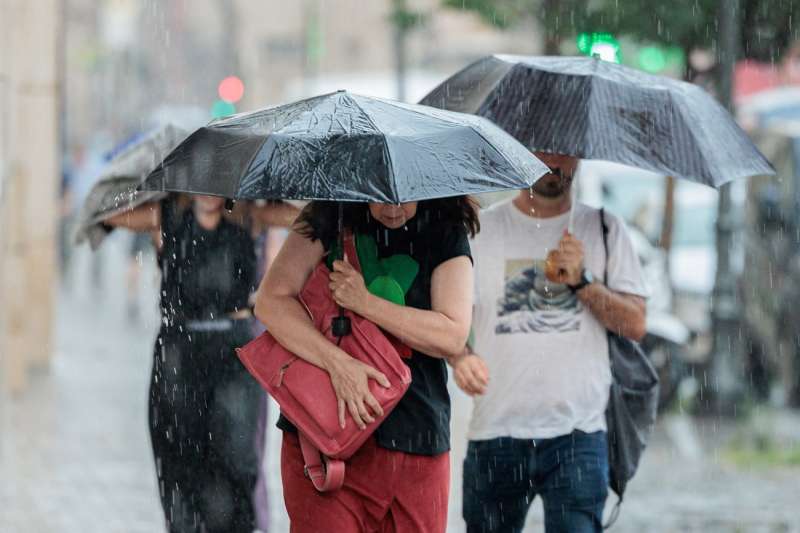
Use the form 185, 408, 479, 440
218, 76, 244, 104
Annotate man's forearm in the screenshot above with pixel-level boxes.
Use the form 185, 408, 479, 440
576, 283, 646, 340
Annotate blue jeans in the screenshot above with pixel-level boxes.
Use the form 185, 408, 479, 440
462, 431, 609, 533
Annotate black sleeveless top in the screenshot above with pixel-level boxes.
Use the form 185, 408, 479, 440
158, 198, 257, 323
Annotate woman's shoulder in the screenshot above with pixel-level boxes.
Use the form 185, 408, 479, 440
423, 221, 471, 267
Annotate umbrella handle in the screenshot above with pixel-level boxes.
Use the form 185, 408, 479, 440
551, 174, 578, 283
333, 201, 352, 338
332, 314, 351, 338
567, 173, 578, 234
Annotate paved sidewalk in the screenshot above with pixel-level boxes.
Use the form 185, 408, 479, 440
3, 238, 800, 532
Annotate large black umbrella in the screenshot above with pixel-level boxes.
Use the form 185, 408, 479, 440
140, 90, 548, 202
420, 55, 775, 188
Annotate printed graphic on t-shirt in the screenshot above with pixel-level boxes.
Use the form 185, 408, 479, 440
495, 259, 582, 334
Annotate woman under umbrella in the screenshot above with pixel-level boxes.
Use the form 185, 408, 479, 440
256, 198, 476, 532
103, 194, 297, 532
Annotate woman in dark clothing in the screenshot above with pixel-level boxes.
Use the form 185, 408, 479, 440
106, 195, 297, 532
254, 199, 477, 533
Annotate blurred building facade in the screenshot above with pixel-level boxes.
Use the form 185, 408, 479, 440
62, 0, 542, 154
0, 0, 61, 394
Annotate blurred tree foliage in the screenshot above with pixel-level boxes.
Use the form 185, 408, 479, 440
443, 0, 800, 65
442, 0, 590, 54
583, 0, 800, 67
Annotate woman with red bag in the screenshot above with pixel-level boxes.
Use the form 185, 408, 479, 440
254, 198, 478, 533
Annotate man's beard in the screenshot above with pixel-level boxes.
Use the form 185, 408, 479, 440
531, 168, 573, 198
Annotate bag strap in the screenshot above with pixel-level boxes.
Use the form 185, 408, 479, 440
600, 207, 623, 530
599, 207, 625, 530
299, 433, 345, 492
298, 229, 358, 492
604, 500, 622, 529
342, 231, 362, 273
599, 207, 609, 284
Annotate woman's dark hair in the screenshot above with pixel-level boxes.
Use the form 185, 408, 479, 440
295, 196, 480, 245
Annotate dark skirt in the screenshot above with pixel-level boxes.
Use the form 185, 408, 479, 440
148, 319, 266, 533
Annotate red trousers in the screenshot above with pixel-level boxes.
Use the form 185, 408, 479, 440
281, 432, 450, 533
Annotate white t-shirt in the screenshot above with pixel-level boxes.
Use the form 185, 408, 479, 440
468, 199, 648, 441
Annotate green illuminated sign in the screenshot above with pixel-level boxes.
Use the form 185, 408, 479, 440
576, 32, 621, 64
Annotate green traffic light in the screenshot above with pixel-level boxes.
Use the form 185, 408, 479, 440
576, 32, 621, 63
211, 99, 236, 119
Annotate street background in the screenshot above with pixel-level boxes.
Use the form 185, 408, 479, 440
3, 1, 800, 531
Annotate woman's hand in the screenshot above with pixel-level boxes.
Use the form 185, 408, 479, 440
452, 353, 489, 396
326, 355, 391, 430
329, 259, 372, 315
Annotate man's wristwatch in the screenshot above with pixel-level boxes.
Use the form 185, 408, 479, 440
568, 268, 594, 293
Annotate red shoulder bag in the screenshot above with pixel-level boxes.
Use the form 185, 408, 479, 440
236, 234, 412, 491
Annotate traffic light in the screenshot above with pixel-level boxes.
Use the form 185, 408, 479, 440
211, 99, 236, 119
218, 76, 244, 103
211, 76, 244, 119
576, 32, 621, 64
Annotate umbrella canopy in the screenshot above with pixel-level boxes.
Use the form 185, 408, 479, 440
74, 124, 188, 248
140, 90, 548, 202
420, 55, 775, 188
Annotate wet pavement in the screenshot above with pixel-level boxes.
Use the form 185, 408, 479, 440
2, 236, 799, 532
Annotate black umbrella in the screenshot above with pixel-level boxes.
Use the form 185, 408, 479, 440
141, 90, 548, 202
420, 55, 775, 188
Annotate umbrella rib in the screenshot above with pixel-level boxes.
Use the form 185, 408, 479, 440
666, 90, 716, 184
469, 125, 534, 185
349, 96, 399, 202
377, 97, 468, 127
237, 134, 274, 199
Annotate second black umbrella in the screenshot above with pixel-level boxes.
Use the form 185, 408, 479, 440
420, 55, 775, 188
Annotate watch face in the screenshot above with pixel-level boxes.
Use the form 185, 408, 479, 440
583, 269, 594, 285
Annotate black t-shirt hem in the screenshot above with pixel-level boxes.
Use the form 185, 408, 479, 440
276, 414, 451, 456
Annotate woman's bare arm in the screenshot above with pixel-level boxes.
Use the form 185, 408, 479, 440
104, 202, 162, 249
329, 255, 474, 359
251, 201, 300, 228
254, 230, 347, 370
104, 201, 160, 231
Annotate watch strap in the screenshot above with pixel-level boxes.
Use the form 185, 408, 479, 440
568, 268, 592, 293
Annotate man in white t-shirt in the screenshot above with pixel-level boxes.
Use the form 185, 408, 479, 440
451, 152, 648, 533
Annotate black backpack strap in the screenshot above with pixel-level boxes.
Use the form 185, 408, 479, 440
604, 498, 622, 529
600, 206, 625, 530
600, 207, 609, 284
